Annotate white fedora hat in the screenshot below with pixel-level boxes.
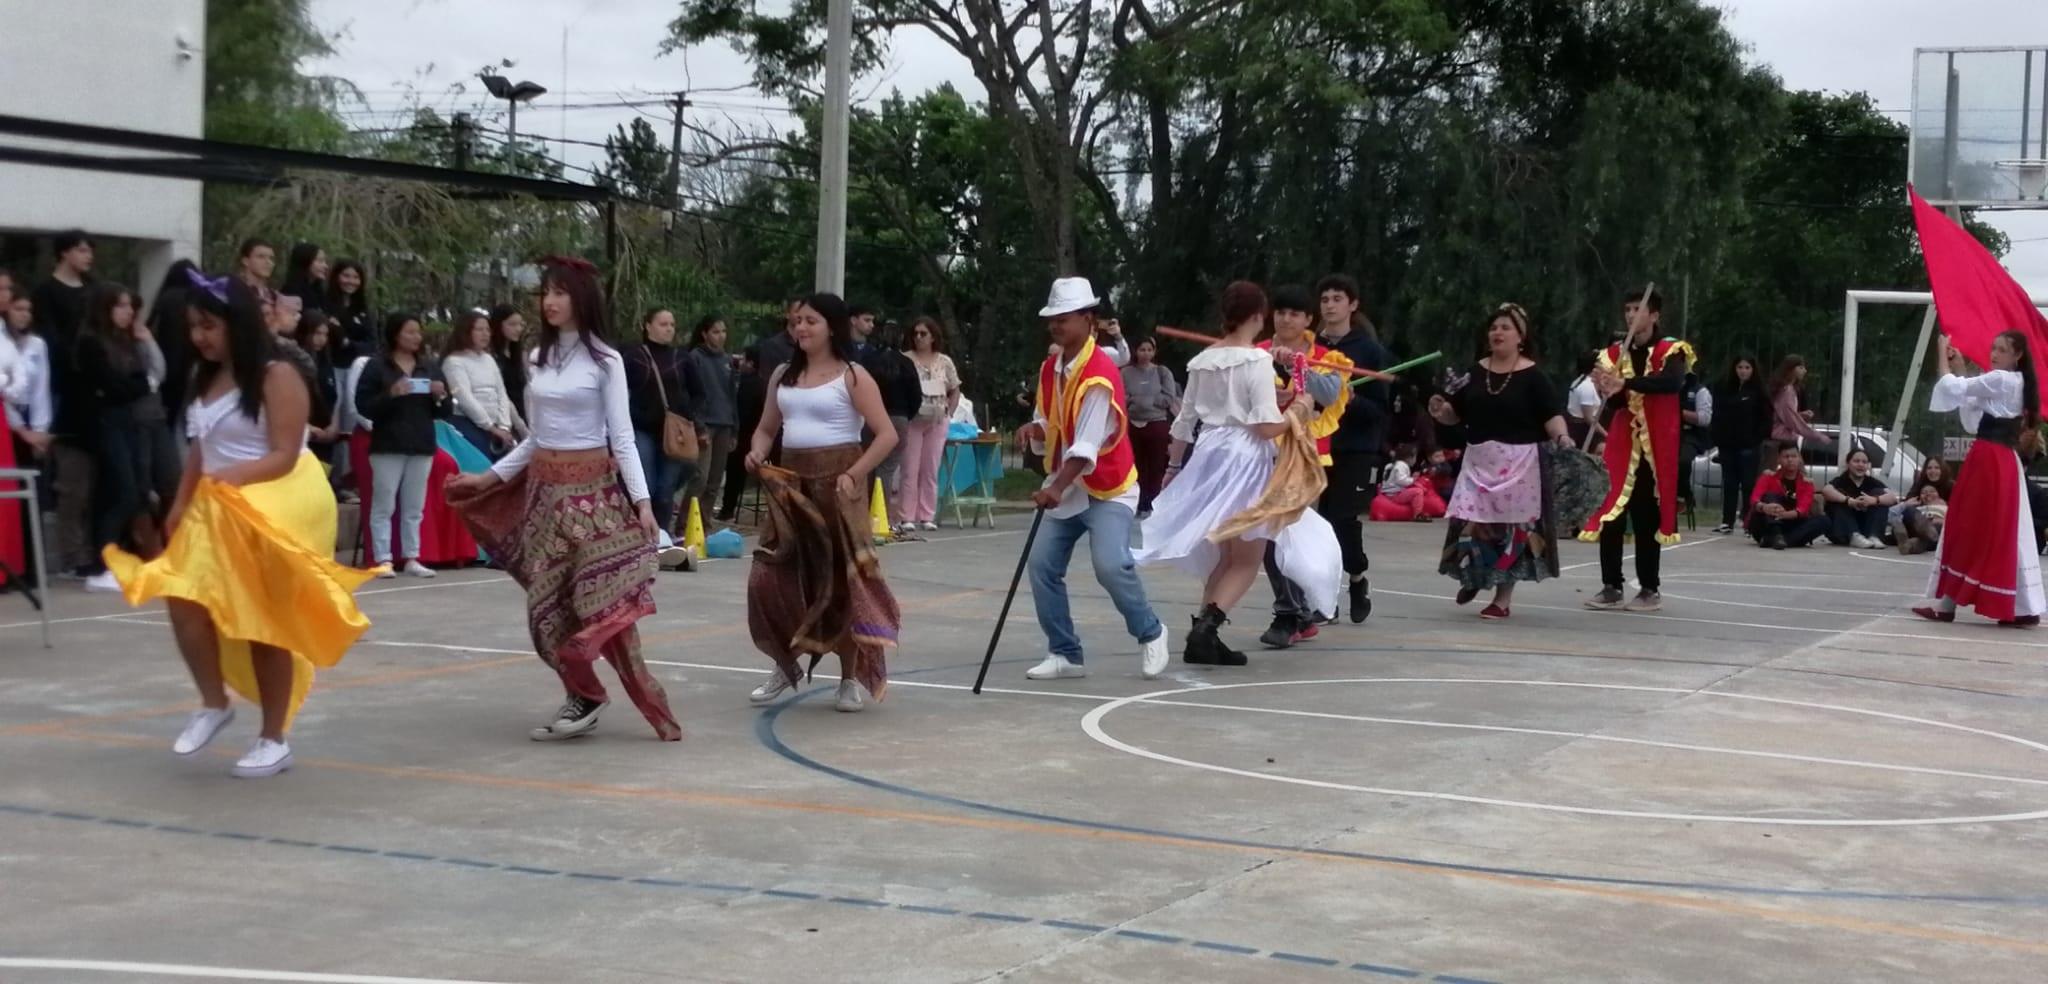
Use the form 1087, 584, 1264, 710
1037, 276, 1101, 318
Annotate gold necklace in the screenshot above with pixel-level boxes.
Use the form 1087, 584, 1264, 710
1484, 357, 1515, 395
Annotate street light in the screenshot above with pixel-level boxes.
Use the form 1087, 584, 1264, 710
479, 74, 548, 148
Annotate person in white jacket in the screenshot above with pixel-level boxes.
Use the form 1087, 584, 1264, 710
441, 310, 526, 459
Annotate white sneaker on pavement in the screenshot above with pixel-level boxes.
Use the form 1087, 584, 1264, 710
1139, 627, 1170, 680
834, 678, 868, 712
230, 738, 293, 778
172, 707, 235, 756
84, 571, 121, 593
1025, 655, 1087, 680
403, 560, 436, 578
749, 668, 800, 705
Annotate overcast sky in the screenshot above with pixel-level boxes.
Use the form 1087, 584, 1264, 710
308, 0, 2048, 291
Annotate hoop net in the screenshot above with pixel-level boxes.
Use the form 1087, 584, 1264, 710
1994, 159, 2048, 201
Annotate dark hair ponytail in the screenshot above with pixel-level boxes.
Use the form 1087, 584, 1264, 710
1997, 330, 2042, 431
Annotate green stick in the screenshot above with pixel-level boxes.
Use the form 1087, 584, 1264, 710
1349, 350, 1444, 387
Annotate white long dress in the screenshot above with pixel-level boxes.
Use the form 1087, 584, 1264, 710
1135, 346, 1341, 616
1926, 370, 2045, 616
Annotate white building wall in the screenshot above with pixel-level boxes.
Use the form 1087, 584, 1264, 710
0, 0, 207, 288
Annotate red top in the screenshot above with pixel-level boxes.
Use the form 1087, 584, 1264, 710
1750, 468, 1815, 518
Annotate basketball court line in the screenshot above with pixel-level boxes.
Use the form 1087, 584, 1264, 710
0, 958, 524, 984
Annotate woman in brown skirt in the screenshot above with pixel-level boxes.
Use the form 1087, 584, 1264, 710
447, 258, 680, 741
744, 293, 902, 712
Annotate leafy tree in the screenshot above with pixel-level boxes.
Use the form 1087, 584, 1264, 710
601, 118, 678, 206
204, 0, 350, 150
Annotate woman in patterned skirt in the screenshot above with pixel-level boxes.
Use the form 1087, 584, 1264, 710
743, 293, 902, 713
447, 258, 680, 741
1427, 304, 1572, 620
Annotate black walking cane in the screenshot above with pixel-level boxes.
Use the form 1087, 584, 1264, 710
972, 507, 1046, 694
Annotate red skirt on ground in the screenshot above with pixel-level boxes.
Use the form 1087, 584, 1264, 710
349, 431, 479, 566
0, 403, 23, 584
1931, 440, 2024, 621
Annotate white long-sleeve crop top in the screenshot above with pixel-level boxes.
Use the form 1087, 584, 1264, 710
489, 334, 650, 503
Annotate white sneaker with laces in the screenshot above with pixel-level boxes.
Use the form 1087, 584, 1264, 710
1139, 627, 1170, 680
834, 678, 867, 713
84, 571, 122, 593
172, 706, 235, 756
403, 560, 436, 578
1025, 655, 1087, 680
1853, 534, 1880, 549
230, 738, 293, 778
657, 544, 691, 569
749, 668, 800, 705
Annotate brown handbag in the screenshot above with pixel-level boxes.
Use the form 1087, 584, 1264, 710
648, 348, 699, 461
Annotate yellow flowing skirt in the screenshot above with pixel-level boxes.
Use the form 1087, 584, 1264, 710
103, 452, 380, 731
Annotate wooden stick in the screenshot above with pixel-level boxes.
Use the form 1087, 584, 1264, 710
1152, 325, 1396, 381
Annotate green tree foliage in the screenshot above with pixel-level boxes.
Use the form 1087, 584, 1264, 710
601, 118, 678, 206
203, 0, 350, 150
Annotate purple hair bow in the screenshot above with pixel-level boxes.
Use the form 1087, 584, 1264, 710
184, 268, 232, 304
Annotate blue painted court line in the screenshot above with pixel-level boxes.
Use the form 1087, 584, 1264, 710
754, 656, 2048, 908
0, 800, 1505, 982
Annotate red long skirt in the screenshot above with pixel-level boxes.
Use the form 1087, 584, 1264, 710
1931, 440, 2027, 621
0, 404, 23, 584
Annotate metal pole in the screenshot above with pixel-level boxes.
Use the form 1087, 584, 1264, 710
507, 100, 519, 151
1839, 293, 1858, 470
813, 0, 853, 295
1886, 305, 1939, 474
667, 92, 689, 252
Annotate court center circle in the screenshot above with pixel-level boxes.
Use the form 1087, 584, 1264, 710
1078, 678, 2048, 827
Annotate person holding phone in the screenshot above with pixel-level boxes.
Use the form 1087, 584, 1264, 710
353, 313, 445, 578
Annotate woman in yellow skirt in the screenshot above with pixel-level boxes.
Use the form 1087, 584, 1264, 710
105, 271, 378, 778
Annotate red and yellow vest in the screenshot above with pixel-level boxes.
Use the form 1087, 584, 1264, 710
1038, 336, 1138, 499
1579, 337, 1696, 545
1258, 338, 1352, 466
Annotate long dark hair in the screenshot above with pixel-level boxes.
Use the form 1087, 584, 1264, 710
281, 242, 324, 298
1996, 329, 2042, 430
326, 259, 368, 317
689, 313, 724, 349
187, 275, 277, 421
1769, 355, 1806, 399
779, 292, 853, 387
535, 258, 611, 369
150, 259, 199, 328
382, 311, 423, 360
487, 303, 523, 360
84, 282, 143, 370
1720, 353, 1763, 396
445, 309, 490, 356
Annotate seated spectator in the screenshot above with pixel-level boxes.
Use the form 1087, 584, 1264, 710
1820, 448, 1897, 548
1370, 444, 1446, 522
1425, 448, 1460, 500
1747, 444, 1827, 550
1890, 460, 1950, 555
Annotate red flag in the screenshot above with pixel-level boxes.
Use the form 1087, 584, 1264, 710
1910, 186, 2048, 403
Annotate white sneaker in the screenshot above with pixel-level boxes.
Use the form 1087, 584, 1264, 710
172, 706, 235, 756
230, 738, 293, 778
1139, 627, 1170, 680
749, 668, 800, 705
834, 678, 868, 713
1852, 534, 1880, 550
84, 571, 121, 593
657, 544, 692, 569
1025, 655, 1088, 680
529, 696, 604, 741
403, 560, 436, 578
919, 521, 939, 532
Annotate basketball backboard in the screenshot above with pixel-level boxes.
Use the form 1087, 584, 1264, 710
1911, 46, 2048, 208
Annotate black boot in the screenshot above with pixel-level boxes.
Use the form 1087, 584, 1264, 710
1184, 611, 1218, 665
1348, 575, 1372, 623
1259, 613, 1299, 649
1197, 604, 1248, 667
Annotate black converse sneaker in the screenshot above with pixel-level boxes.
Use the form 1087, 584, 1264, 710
530, 695, 606, 741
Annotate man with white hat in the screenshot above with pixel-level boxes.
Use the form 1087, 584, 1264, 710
1014, 277, 1168, 680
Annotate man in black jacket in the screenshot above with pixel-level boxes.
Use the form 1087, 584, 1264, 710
850, 308, 919, 526
33, 231, 98, 578
1316, 274, 1393, 622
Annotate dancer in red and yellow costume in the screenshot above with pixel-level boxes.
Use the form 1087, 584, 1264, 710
1255, 284, 1350, 648
1580, 288, 1693, 614
1015, 277, 1169, 682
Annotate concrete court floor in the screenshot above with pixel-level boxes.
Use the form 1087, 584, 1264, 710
2, 519, 2047, 984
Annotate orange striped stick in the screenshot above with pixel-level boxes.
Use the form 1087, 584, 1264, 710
1152, 325, 1396, 381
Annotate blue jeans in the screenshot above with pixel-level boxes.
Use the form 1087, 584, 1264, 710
635, 430, 694, 532
1027, 498, 1163, 661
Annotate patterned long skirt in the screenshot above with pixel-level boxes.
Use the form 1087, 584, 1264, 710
1439, 440, 1562, 591
449, 450, 680, 740
748, 444, 900, 699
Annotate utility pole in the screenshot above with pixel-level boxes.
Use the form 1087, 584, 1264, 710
665, 91, 691, 254
452, 112, 473, 171
814, 0, 853, 294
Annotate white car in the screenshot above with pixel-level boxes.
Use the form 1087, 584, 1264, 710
1690, 425, 1927, 506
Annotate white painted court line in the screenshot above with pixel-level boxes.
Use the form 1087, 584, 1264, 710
1655, 576, 1918, 599
355, 576, 512, 597
1080, 679, 2048, 827
1373, 588, 2048, 649
0, 574, 515, 632
0, 958, 526, 984
0, 609, 164, 631
1558, 534, 1724, 572
1850, 549, 1939, 567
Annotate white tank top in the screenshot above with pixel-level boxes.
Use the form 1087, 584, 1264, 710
187, 385, 302, 476
778, 369, 863, 450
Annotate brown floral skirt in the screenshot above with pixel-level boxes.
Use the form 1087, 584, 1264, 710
448, 451, 679, 740
748, 444, 899, 699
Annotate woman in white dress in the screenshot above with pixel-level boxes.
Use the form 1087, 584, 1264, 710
1137, 281, 1341, 665
1913, 331, 2045, 626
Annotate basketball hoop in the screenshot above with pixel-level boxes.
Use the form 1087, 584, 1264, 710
1995, 159, 2048, 201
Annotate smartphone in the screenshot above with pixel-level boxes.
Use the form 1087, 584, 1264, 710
408, 377, 432, 396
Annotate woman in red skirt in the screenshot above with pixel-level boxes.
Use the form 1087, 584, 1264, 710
1914, 331, 2045, 626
